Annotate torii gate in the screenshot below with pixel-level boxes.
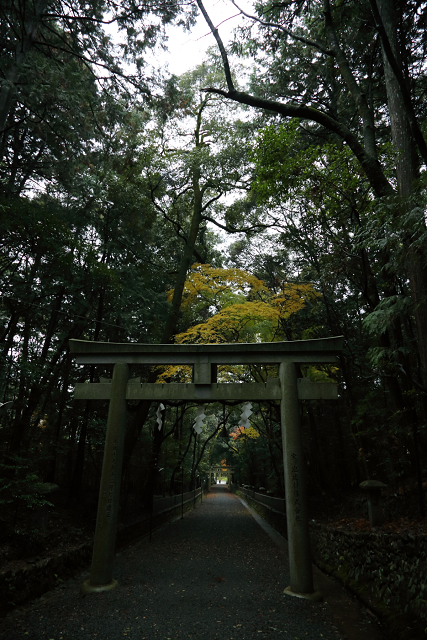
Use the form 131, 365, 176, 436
210, 465, 235, 486
69, 336, 343, 599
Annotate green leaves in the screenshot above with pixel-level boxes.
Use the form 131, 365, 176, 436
251, 119, 362, 208
362, 296, 412, 337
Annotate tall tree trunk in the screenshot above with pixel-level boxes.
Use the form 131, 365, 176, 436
68, 401, 90, 500
377, 0, 425, 515
142, 405, 165, 510
67, 289, 105, 500
43, 359, 72, 483
121, 103, 209, 476
0, 0, 49, 137
377, 0, 427, 388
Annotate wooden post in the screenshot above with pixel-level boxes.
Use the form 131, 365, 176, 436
81, 362, 129, 594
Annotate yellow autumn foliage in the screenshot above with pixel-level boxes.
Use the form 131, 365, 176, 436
167, 263, 268, 317
156, 364, 192, 384
158, 265, 320, 382
270, 283, 320, 316
174, 282, 319, 345
175, 301, 279, 344
230, 425, 260, 440
241, 426, 260, 439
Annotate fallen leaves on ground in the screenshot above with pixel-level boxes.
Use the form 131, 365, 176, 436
325, 516, 427, 535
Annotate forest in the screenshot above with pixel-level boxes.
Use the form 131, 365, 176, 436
1, 0, 427, 565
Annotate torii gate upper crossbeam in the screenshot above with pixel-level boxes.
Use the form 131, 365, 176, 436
69, 336, 343, 364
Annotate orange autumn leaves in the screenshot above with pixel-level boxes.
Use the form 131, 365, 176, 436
229, 425, 260, 440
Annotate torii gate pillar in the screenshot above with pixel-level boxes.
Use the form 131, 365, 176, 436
81, 363, 129, 594
280, 361, 318, 598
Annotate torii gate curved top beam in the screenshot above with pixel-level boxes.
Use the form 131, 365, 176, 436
69, 336, 343, 365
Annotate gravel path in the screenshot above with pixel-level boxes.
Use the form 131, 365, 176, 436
0, 487, 348, 640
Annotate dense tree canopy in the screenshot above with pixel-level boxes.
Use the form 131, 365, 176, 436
0, 0, 426, 544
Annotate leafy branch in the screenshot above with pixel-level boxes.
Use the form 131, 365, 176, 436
195, 0, 394, 200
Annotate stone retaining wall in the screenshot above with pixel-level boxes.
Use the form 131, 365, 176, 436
309, 522, 427, 624
236, 489, 427, 636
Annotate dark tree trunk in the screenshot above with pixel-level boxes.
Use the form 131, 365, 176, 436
43, 360, 72, 483
377, 0, 425, 516
68, 402, 90, 501
121, 103, 210, 477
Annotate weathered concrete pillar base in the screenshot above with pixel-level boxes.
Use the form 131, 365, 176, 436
81, 578, 118, 594
283, 586, 323, 602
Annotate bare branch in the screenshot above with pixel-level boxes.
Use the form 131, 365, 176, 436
196, 0, 393, 199
202, 213, 268, 234
195, 0, 235, 93
200, 189, 223, 212
200, 85, 393, 199
231, 0, 334, 56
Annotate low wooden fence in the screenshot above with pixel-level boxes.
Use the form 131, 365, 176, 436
237, 486, 286, 514
153, 488, 202, 514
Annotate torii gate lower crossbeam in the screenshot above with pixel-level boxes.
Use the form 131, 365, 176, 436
69, 336, 343, 599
